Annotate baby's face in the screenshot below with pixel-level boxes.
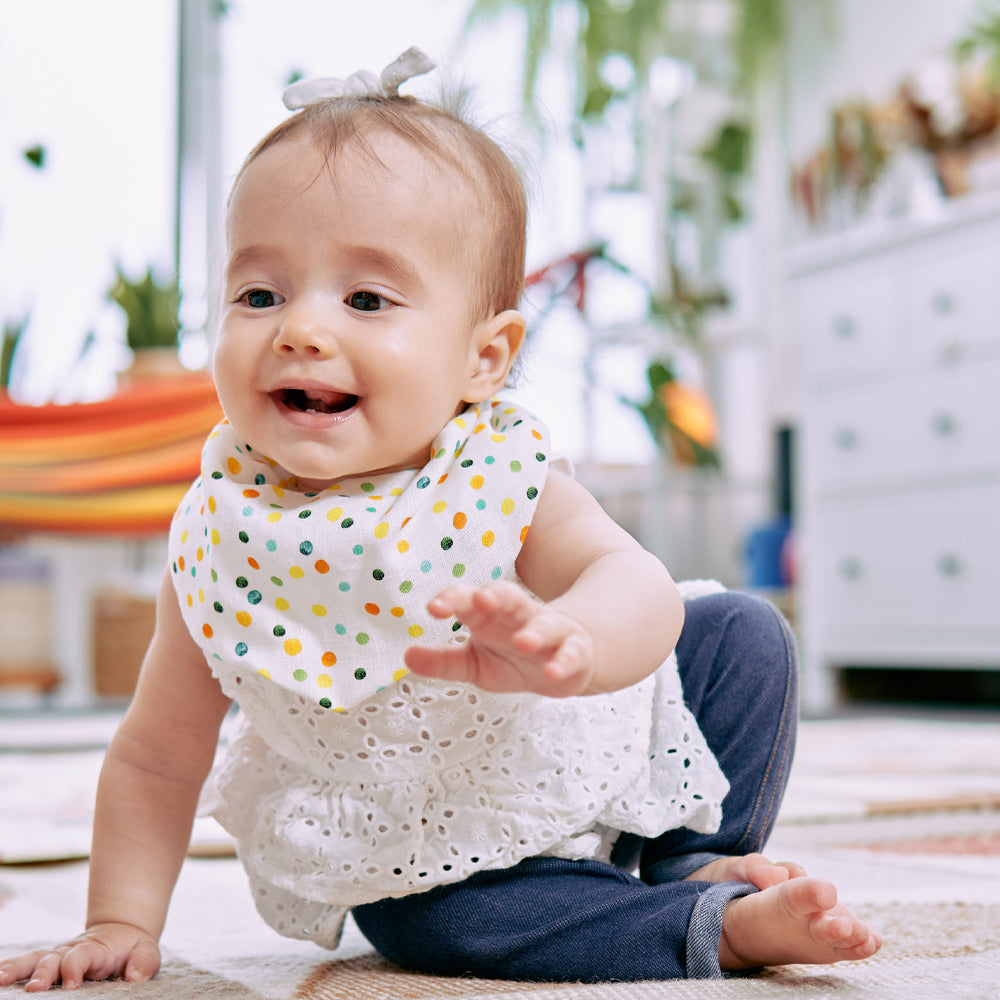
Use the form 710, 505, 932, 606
215, 132, 491, 490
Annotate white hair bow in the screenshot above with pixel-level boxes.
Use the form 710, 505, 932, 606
282, 47, 435, 109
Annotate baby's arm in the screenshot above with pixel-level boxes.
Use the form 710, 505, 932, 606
404, 468, 684, 696
0, 569, 232, 991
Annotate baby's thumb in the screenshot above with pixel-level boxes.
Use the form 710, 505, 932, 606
124, 940, 161, 982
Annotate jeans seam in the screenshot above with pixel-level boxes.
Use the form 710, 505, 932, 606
734, 602, 798, 854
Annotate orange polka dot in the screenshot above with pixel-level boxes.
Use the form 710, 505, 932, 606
453, 512, 467, 529
438, 474, 449, 485
401, 517, 412, 528
315, 559, 330, 574
321, 651, 337, 667
202, 624, 213, 638
228, 457, 242, 474
390, 606, 405, 617
532, 429, 542, 440
520, 525, 530, 543
178, 556, 186, 571
248, 557, 260, 570
243, 489, 260, 498
365, 603, 380, 615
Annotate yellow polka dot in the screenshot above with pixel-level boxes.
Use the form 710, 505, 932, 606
390, 606, 405, 617
397, 540, 410, 553
408, 624, 424, 639
501, 498, 515, 515
312, 604, 327, 617
227, 457, 242, 475
198, 589, 205, 603
210, 529, 221, 545
332, 706, 346, 713
482, 530, 495, 547
273, 486, 285, 498
321, 651, 337, 667
454, 417, 466, 429
390, 488, 404, 496
289, 566, 305, 578
392, 668, 409, 681
504, 407, 516, 415
284, 638, 302, 655
208, 496, 217, 513
317, 674, 333, 688
374, 521, 389, 539
196, 547, 204, 561
327, 506, 344, 522
257, 668, 271, 680
186, 593, 193, 607
267, 512, 282, 523
236, 611, 252, 627
473, 423, 486, 434
276, 597, 290, 611
180, 530, 189, 543
470, 475, 485, 489
491, 434, 506, 443
432, 500, 447, 513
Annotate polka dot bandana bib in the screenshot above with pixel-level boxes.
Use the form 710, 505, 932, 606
169, 398, 549, 711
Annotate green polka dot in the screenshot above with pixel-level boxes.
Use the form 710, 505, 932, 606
293, 668, 307, 682
417, 477, 430, 489
461, 459, 474, 468
236, 576, 248, 588
373, 569, 385, 581
235, 642, 248, 656
299, 510, 312, 519
341, 517, 354, 529
213, 601, 224, 613
238, 530, 249, 543
510, 460, 522, 472
273, 625, 286, 637
400, 580, 413, 594
361, 482, 375, 492
441, 537, 454, 551
211, 470, 223, 480
451, 621, 463, 632
453, 563, 466, 578
300, 541, 314, 555
536, 452, 546, 462
211, 570, 218, 582
527, 486, 538, 499
354, 667, 367, 680
271, 576, 283, 587
255, 473, 266, 485
248, 590, 262, 605
319, 698, 332, 709
356, 633, 370, 646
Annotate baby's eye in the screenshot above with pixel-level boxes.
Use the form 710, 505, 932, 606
347, 290, 389, 312
242, 288, 278, 309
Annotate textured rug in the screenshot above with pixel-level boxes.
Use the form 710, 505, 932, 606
2, 714, 999, 998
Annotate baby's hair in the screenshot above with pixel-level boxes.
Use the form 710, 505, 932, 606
233, 93, 528, 322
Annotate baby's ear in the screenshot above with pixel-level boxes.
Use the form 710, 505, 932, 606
463, 309, 526, 402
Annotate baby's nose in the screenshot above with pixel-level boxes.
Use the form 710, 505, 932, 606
274, 303, 337, 357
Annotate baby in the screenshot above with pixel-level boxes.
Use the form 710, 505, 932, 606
0, 48, 879, 990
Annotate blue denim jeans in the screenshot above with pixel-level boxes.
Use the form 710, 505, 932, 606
353, 591, 799, 981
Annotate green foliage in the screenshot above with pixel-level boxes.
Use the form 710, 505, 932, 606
955, 1, 1000, 86
22, 144, 45, 169
0, 316, 28, 390
107, 265, 181, 351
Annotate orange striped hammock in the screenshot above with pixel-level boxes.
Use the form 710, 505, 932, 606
0, 376, 223, 535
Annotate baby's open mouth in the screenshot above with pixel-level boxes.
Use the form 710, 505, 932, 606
278, 388, 359, 415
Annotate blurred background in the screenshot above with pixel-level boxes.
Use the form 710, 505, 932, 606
2, 0, 999, 717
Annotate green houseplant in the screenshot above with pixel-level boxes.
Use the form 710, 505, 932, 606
107, 265, 183, 380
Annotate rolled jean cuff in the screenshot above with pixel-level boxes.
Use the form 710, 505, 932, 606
644, 852, 728, 884
686, 881, 758, 979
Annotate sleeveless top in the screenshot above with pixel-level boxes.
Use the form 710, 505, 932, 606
168, 398, 729, 949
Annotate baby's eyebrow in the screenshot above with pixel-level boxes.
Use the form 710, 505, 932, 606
345, 245, 423, 288
225, 244, 281, 276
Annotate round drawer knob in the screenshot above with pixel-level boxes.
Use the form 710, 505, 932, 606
838, 557, 863, 580
833, 427, 858, 450
832, 315, 855, 339
930, 291, 954, 315
931, 412, 956, 437
936, 553, 962, 577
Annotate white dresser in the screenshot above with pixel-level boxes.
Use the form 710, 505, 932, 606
787, 194, 1000, 712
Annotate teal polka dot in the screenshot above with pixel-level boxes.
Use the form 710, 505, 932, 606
485, 455, 495, 465
339, 582, 351, 592
492, 567, 503, 580
266, 539, 277, 552
417, 477, 430, 489
235, 642, 248, 656
255, 473, 266, 485
353, 544, 364, 555
300, 540, 313, 555
476, 499, 486, 511
335, 624, 347, 635
248, 590, 262, 605
242, 506, 253, 517
420, 560, 432, 573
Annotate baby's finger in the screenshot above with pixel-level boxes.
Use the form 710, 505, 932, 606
513, 610, 572, 654
404, 642, 477, 683
23, 950, 67, 992
124, 940, 161, 982
0, 950, 48, 987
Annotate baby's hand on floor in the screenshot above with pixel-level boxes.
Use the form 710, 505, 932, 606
404, 581, 597, 696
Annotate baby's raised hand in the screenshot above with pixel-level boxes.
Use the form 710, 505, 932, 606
403, 581, 596, 696
0, 923, 160, 992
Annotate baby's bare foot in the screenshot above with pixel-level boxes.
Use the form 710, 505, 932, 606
687, 853, 807, 890
719, 876, 881, 970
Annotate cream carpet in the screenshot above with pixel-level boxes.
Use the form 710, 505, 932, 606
2, 715, 999, 998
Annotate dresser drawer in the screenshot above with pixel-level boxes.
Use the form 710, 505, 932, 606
810, 487, 1000, 630
808, 358, 1000, 491
793, 261, 897, 382
902, 223, 1000, 363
